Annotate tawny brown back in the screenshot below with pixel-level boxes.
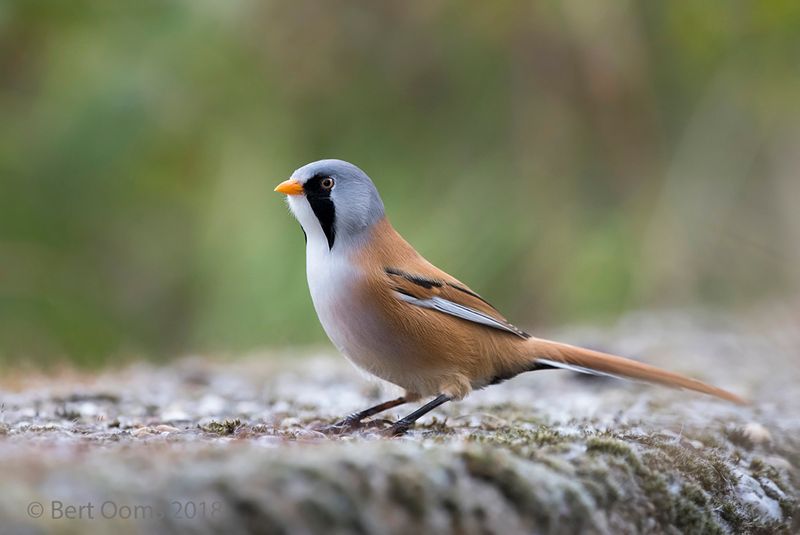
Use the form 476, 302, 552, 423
350, 218, 746, 404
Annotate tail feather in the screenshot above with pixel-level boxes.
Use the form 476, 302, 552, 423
527, 337, 747, 404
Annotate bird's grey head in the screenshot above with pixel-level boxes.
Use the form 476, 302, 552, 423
275, 159, 385, 250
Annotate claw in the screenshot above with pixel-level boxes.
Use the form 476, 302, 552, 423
316, 418, 360, 435
317, 417, 394, 436
382, 421, 412, 437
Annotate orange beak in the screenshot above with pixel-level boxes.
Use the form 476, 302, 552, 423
274, 179, 304, 196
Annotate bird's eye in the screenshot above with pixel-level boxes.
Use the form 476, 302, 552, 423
321, 177, 335, 190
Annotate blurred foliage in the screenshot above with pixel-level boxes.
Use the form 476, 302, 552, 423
1, 0, 799, 364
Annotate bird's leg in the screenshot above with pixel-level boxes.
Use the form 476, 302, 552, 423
323, 396, 409, 433
385, 394, 452, 437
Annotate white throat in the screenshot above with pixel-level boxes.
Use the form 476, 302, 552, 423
287, 196, 328, 251
286, 195, 362, 356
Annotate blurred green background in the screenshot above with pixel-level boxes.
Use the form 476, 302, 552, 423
1, 1, 799, 365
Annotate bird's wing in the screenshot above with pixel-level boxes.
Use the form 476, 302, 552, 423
383, 267, 530, 339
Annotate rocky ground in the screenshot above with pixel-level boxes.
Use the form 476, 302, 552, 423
0, 311, 798, 534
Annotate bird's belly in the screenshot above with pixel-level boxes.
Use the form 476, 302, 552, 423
309, 259, 378, 361
307, 259, 415, 389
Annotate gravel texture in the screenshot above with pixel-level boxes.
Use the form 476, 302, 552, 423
0, 311, 798, 534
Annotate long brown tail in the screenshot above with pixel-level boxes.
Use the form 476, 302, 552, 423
527, 337, 747, 404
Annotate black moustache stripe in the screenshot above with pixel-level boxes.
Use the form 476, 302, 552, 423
305, 175, 336, 249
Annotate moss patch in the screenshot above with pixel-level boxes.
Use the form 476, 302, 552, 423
200, 419, 242, 435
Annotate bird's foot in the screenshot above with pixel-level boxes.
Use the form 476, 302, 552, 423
315, 416, 361, 435
317, 417, 393, 436
381, 420, 412, 437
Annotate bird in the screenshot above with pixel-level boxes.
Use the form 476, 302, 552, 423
274, 159, 746, 436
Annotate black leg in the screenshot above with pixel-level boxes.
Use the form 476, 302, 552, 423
342, 396, 409, 424
322, 396, 409, 433
386, 394, 452, 436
